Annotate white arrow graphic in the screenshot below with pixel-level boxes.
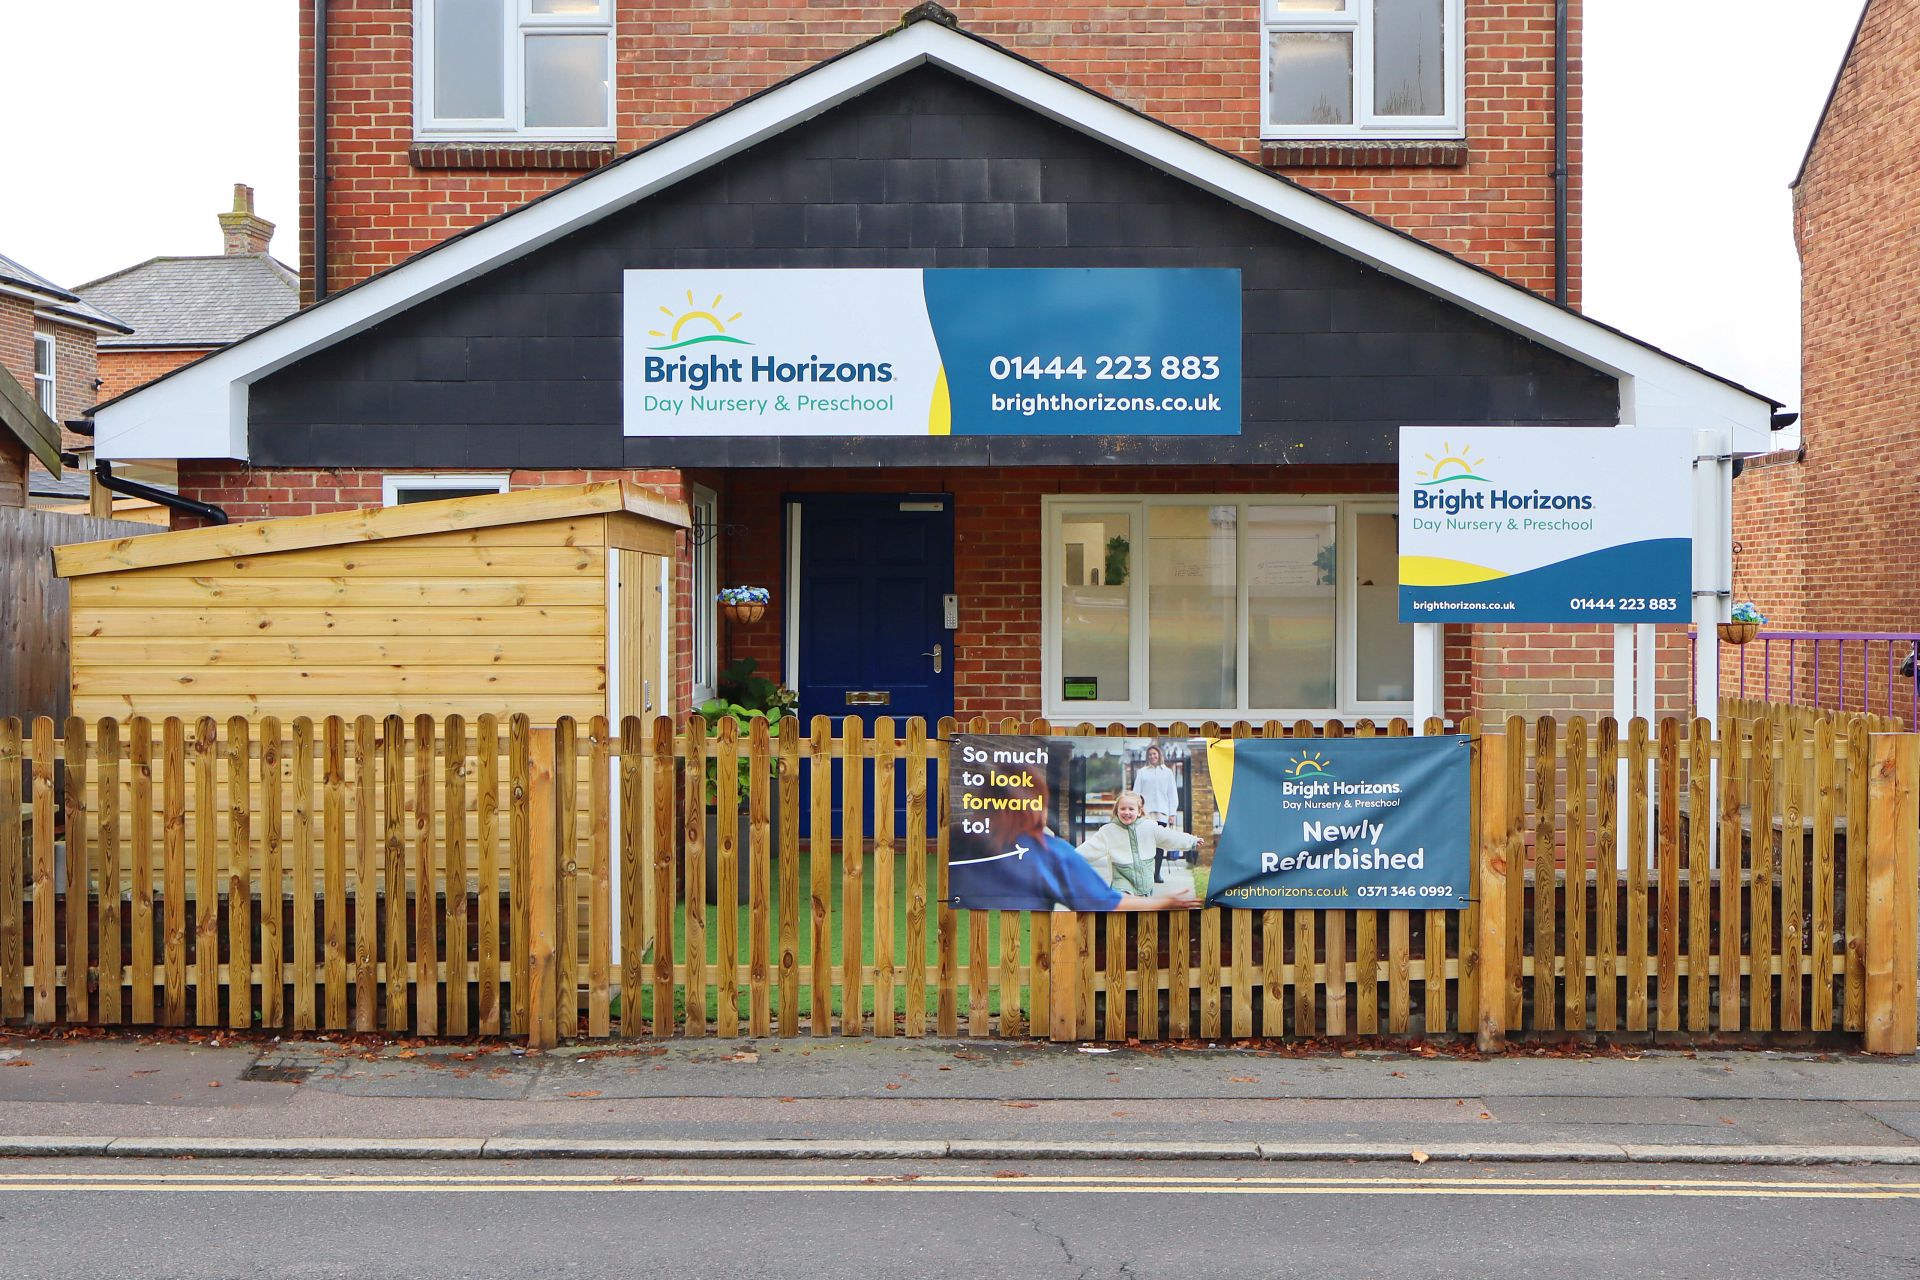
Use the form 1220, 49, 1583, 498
949, 840, 1031, 868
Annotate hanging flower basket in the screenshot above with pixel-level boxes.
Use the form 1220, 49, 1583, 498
718, 586, 770, 625
1717, 621, 1759, 646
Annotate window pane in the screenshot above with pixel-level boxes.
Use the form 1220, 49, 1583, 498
1148, 505, 1238, 710
525, 33, 609, 129
434, 0, 505, 120
1274, 0, 1348, 9
1059, 511, 1133, 703
1355, 512, 1415, 702
530, 0, 607, 13
1373, 0, 1446, 116
1246, 505, 1336, 710
1267, 31, 1354, 127
33, 337, 51, 378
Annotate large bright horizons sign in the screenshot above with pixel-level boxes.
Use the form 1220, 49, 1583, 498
1397, 426, 1694, 624
623, 268, 1241, 437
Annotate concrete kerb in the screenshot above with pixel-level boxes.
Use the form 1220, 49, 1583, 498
0, 1138, 1915, 1165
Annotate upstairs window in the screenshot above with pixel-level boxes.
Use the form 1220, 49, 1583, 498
416, 0, 615, 140
33, 334, 55, 418
1263, 0, 1463, 139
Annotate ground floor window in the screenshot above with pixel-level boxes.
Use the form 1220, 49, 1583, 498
381, 473, 511, 505
1044, 495, 1413, 721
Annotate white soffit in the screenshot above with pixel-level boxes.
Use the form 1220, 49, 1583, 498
93, 18, 1776, 462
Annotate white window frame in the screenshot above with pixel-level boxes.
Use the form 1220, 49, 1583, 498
1342, 501, 1416, 720
381, 472, 512, 506
1041, 494, 1416, 723
1261, 0, 1465, 141
414, 0, 616, 142
689, 483, 718, 704
32, 333, 55, 418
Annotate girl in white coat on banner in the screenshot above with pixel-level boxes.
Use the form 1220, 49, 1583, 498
1078, 791, 1202, 897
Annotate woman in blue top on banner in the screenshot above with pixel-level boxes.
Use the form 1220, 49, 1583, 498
950, 738, 1198, 913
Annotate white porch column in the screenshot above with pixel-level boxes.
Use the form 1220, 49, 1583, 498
1413, 622, 1447, 726
1692, 427, 1731, 721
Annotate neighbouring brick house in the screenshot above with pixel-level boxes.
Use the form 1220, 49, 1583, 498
0, 252, 131, 506
77, 185, 302, 403
1730, 0, 1918, 716
92, 1, 1773, 729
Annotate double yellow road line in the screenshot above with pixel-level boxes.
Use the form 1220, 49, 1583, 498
0, 1171, 1916, 1200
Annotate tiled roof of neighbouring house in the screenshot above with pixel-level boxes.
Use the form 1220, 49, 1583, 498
76, 254, 300, 348
0, 250, 133, 334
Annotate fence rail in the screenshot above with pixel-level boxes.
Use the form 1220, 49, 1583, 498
3, 711, 1915, 1051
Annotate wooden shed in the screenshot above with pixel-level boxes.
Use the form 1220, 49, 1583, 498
53, 481, 685, 724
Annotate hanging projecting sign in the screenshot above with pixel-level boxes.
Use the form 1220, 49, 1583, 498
1398, 426, 1694, 624
623, 268, 1241, 438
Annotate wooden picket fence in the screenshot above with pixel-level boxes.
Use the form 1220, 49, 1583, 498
1, 711, 1914, 1050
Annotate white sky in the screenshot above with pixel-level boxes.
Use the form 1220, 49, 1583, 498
0, 0, 1867, 415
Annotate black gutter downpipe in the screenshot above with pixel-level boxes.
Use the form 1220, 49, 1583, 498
1553, 0, 1570, 306
313, 0, 330, 303
94, 460, 230, 526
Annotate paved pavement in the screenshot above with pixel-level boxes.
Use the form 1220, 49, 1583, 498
4, 1032, 1920, 1158
5, 1157, 1920, 1279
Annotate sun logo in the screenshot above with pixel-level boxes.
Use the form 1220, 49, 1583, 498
1286, 750, 1335, 779
646, 291, 751, 351
1415, 441, 1491, 486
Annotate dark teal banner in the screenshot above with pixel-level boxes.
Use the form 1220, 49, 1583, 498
1205, 737, 1471, 910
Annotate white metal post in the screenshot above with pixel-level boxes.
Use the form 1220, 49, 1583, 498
1413, 622, 1447, 725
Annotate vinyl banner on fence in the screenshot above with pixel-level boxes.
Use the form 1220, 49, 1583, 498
1202, 736, 1471, 910
624, 268, 1241, 438
1398, 425, 1694, 623
947, 734, 1470, 912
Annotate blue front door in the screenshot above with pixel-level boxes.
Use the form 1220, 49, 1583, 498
793, 493, 954, 833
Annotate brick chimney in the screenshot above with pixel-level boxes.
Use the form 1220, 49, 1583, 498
218, 184, 275, 257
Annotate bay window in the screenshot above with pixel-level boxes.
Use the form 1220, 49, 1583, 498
1263, 0, 1463, 139
416, 0, 615, 140
1045, 496, 1414, 720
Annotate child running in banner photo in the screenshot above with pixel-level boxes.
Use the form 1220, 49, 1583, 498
1077, 790, 1202, 898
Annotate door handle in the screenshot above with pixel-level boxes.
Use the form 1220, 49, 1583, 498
923, 643, 943, 674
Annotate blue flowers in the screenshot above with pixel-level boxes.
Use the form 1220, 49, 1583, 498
1729, 601, 1767, 624
717, 586, 771, 605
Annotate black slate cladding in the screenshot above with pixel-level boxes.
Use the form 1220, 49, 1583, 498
249, 68, 1618, 469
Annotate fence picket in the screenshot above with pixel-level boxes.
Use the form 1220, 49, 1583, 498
323, 718, 348, 1030
193, 717, 218, 1028
588, 716, 612, 1039
65, 717, 90, 1024
553, 717, 576, 1041
1845, 716, 1869, 1030
1719, 719, 1745, 1032
508, 715, 531, 1037
98, 719, 122, 1025
1421, 716, 1448, 1035
474, 715, 500, 1035
0, 721, 18, 1024
715, 716, 739, 1039
809, 716, 831, 1036
871, 717, 895, 1038
620, 716, 645, 1037
649, 716, 676, 1036
1749, 715, 1775, 1032
1626, 718, 1649, 1032
749, 716, 773, 1039
1564, 718, 1589, 1031
1595, 718, 1619, 1032
1656, 717, 1680, 1032
128, 716, 153, 1025
352, 717, 377, 1031
446, 715, 471, 1037
293, 718, 316, 1032
780, 719, 802, 1037
1813, 716, 1837, 1032
935, 716, 958, 1038
162, 719, 186, 1026
260, 717, 283, 1030
32, 720, 55, 1024
1780, 709, 1805, 1032
1532, 716, 1557, 1031
903, 719, 927, 1040
966, 717, 991, 1038
841, 717, 865, 1038
1688, 718, 1712, 1032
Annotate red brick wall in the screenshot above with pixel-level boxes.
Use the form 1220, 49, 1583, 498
0, 296, 32, 398
96, 348, 211, 403
1728, 0, 1920, 720
301, 0, 1582, 304
37, 322, 98, 454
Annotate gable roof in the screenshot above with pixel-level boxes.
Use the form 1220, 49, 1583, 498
0, 251, 133, 336
54, 479, 688, 577
91, 8, 1779, 461
77, 254, 300, 349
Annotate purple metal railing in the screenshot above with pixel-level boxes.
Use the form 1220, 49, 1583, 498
1690, 629, 1920, 726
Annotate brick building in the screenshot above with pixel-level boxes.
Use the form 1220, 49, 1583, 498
0, 252, 131, 506
78, 185, 302, 403
93, 2, 1772, 727
1730, 0, 1919, 715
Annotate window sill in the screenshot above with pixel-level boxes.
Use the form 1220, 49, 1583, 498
1260, 139, 1468, 169
410, 141, 617, 171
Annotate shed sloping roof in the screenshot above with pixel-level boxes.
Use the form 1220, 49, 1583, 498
77, 254, 301, 348
54, 480, 688, 577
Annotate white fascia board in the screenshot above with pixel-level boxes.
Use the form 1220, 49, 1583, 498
94, 18, 1774, 461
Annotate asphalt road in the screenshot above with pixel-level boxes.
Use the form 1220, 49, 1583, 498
3, 1159, 1919, 1279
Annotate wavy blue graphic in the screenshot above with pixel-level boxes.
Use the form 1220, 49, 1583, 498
1398, 537, 1692, 624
